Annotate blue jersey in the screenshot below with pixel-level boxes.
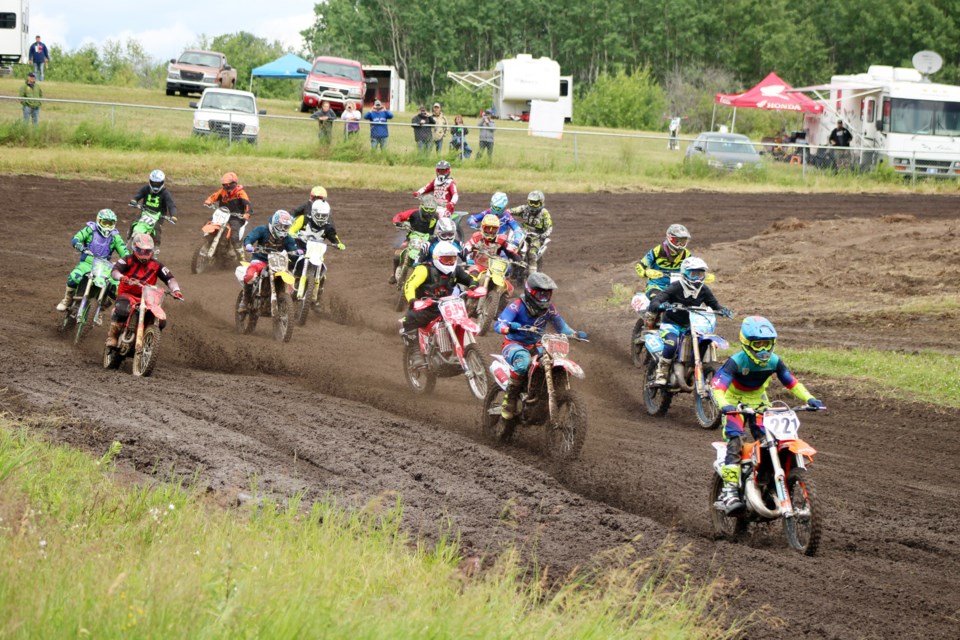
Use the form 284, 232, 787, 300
467, 209, 522, 237
243, 224, 298, 262
494, 298, 573, 346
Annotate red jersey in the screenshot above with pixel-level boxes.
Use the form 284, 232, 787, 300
113, 257, 178, 299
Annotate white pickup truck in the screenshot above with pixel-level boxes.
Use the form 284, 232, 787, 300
189, 88, 265, 144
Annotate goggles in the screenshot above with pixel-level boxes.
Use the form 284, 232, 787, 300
491, 207, 505, 216
436, 167, 451, 176
530, 288, 552, 303
437, 255, 457, 266
420, 205, 437, 215
684, 269, 706, 283
149, 180, 164, 189
222, 182, 237, 191
668, 235, 689, 247
747, 338, 774, 351
98, 218, 116, 230
528, 199, 542, 208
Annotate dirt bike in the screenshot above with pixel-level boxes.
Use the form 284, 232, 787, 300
191, 204, 247, 274
58, 252, 114, 345
392, 225, 431, 312
513, 229, 550, 281
709, 403, 825, 556
234, 251, 295, 342
465, 252, 518, 336
483, 329, 589, 460
402, 288, 489, 401
629, 270, 716, 366
103, 282, 179, 377
638, 303, 731, 429
291, 231, 332, 326
127, 202, 176, 250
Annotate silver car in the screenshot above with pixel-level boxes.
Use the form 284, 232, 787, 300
685, 132, 762, 170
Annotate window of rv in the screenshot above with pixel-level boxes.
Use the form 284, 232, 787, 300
310, 60, 362, 81
890, 98, 960, 136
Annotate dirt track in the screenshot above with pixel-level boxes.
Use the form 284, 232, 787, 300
1, 176, 958, 639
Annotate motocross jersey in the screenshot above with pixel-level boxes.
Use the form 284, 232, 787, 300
415, 178, 459, 213
509, 205, 553, 236
711, 351, 813, 408
639, 244, 690, 293
204, 185, 252, 216
288, 215, 341, 246
466, 209, 522, 237
403, 263, 474, 302
494, 299, 573, 347
131, 185, 177, 220
648, 281, 723, 328
462, 231, 518, 269
242, 225, 299, 262
72, 222, 130, 260
112, 257, 179, 299
393, 208, 437, 235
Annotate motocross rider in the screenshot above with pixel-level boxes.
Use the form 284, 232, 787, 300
290, 185, 328, 220
237, 211, 300, 313
417, 216, 461, 266
466, 192, 522, 240
57, 209, 131, 312
646, 257, 732, 386
636, 224, 692, 297
128, 169, 177, 250
390, 195, 439, 283
413, 161, 459, 216
462, 213, 521, 275
508, 190, 553, 272
105, 234, 182, 347
710, 316, 824, 514
203, 172, 252, 263
493, 272, 588, 420
288, 200, 345, 282
399, 241, 477, 367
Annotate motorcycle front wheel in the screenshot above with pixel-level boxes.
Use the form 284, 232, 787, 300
694, 363, 722, 429
481, 383, 515, 444
191, 237, 213, 274
394, 266, 411, 312
783, 469, 821, 556
235, 291, 257, 334
463, 344, 489, 400
403, 347, 436, 394
74, 299, 96, 345
132, 325, 161, 377
477, 289, 500, 337
642, 355, 673, 416
295, 271, 315, 326
709, 474, 748, 540
273, 291, 294, 343
544, 385, 587, 461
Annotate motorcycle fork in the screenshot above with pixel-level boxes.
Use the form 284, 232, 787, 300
76, 276, 94, 319
541, 353, 559, 422
208, 225, 225, 257
689, 322, 707, 396
763, 434, 793, 517
270, 274, 279, 316
134, 298, 147, 355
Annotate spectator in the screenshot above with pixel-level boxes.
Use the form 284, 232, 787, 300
363, 99, 393, 151
341, 101, 361, 138
19, 72, 42, 126
411, 105, 435, 153
28, 36, 50, 81
828, 120, 854, 171
450, 114, 472, 159
431, 102, 448, 154
476, 110, 496, 159
311, 99, 337, 144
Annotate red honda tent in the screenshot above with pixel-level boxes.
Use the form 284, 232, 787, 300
713, 72, 823, 131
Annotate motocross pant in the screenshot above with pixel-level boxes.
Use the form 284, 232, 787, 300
401, 304, 441, 333
112, 293, 166, 330
243, 260, 267, 284
502, 343, 536, 377
525, 236, 543, 271
227, 217, 245, 251
658, 325, 712, 361
722, 410, 765, 465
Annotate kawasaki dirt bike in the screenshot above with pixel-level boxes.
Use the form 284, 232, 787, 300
392, 225, 431, 312
192, 204, 247, 274
466, 252, 518, 336
291, 231, 332, 326
483, 329, 589, 461
58, 252, 114, 345
710, 403, 825, 556
403, 289, 490, 401
235, 251, 295, 342
127, 202, 176, 251
639, 303, 730, 429
103, 283, 179, 377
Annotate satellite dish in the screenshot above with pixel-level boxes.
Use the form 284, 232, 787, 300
912, 50, 943, 76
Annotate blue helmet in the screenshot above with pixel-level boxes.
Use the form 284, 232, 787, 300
490, 191, 508, 215
739, 316, 777, 364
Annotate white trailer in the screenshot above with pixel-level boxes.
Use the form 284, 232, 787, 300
0, 0, 29, 68
448, 54, 573, 122
798, 54, 960, 176
362, 65, 405, 113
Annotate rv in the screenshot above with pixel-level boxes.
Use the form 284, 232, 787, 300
361, 65, 405, 112
0, 0, 29, 68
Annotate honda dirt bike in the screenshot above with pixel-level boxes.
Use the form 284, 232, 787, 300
392, 225, 431, 312
127, 202, 176, 250
58, 252, 114, 345
291, 231, 331, 326
191, 204, 247, 274
403, 289, 490, 401
466, 252, 518, 336
639, 303, 731, 429
235, 251, 295, 342
483, 329, 589, 460
710, 403, 825, 556
103, 283, 179, 377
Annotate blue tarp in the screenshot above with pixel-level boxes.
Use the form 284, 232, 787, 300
250, 53, 311, 79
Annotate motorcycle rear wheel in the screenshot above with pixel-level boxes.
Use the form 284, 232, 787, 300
235, 291, 257, 334
274, 292, 294, 343
544, 386, 588, 461
463, 345, 489, 400
132, 326, 160, 377
694, 363, 722, 429
477, 290, 500, 337
295, 272, 315, 326
630, 318, 646, 368
709, 474, 748, 540
403, 347, 436, 394
642, 355, 673, 416
102, 345, 122, 370
783, 469, 821, 556
191, 237, 213, 274
481, 383, 515, 443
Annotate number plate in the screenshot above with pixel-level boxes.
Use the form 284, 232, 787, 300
764, 409, 800, 440
489, 257, 508, 276
212, 210, 230, 225
142, 286, 164, 307
267, 252, 288, 272
91, 259, 112, 280
542, 334, 569, 356
439, 297, 469, 322
138, 214, 156, 226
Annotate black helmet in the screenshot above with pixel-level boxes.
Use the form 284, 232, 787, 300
523, 272, 557, 315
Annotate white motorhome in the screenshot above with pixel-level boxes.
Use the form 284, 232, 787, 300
362, 65, 405, 112
0, 0, 29, 67
801, 60, 960, 175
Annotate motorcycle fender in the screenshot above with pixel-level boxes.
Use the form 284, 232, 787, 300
703, 334, 729, 350
489, 358, 511, 390
711, 441, 726, 474
150, 305, 167, 323
413, 299, 433, 311
202, 222, 221, 235
458, 318, 480, 334
234, 265, 247, 285
643, 332, 664, 356
552, 358, 584, 379
277, 271, 295, 286
490, 272, 505, 287
784, 439, 817, 458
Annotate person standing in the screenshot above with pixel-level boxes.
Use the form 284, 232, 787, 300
828, 120, 854, 171
311, 99, 337, 144
450, 115, 472, 159
363, 99, 393, 151
477, 110, 496, 159
431, 102, 448, 154
19, 72, 42, 126
341, 101, 361, 139
28, 36, 50, 81
411, 105, 435, 153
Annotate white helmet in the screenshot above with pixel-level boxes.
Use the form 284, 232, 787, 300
149, 169, 165, 194
432, 241, 459, 275
679, 256, 708, 298
435, 216, 457, 242
310, 199, 331, 225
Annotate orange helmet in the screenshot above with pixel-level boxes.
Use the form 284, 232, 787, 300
221, 172, 239, 192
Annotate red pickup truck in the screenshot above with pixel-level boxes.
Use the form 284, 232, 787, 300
299, 56, 369, 114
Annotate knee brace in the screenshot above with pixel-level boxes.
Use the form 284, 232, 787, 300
724, 436, 743, 466
504, 346, 532, 376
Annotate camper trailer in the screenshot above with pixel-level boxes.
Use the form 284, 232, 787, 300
0, 0, 29, 68
448, 55, 573, 122
361, 65, 405, 112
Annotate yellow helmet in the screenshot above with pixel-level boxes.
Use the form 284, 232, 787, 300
310, 185, 327, 200
480, 214, 500, 241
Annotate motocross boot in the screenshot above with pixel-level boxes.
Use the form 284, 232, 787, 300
105, 322, 123, 348
56, 286, 76, 312
402, 330, 424, 367
652, 357, 672, 386
714, 465, 744, 515
500, 376, 525, 420
237, 286, 252, 313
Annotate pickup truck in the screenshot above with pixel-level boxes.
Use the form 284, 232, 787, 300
190, 88, 265, 144
167, 50, 237, 96
298, 56, 371, 114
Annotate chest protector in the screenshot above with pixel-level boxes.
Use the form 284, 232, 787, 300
85, 221, 118, 259
416, 265, 458, 299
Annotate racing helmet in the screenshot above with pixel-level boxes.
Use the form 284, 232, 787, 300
131, 233, 155, 263
269, 210, 294, 240
95, 209, 117, 237
523, 272, 557, 315
664, 223, 691, 257
419, 194, 438, 216
740, 316, 778, 364
310, 185, 328, 201
432, 241, 459, 275
435, 216, 457, 242
149, 169, 166, 194
679, 256, 707, 297
435, 160, 451, 184
221, 172, 239, 193
310, 200, 331, 226
480, 214, 500, 242
526, 190, 544, 214
490, 191, 508, 216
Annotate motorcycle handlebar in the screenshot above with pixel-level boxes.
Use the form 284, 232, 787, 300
723, 404, 826, 415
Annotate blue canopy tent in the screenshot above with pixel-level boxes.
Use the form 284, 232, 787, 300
249, 53, 312, 92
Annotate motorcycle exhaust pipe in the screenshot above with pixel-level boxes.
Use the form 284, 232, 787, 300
673, 362, 694, 392
744, 481, 781, 519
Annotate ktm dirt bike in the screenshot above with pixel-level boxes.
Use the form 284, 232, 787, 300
466, 252, 518, 336
191, 204, 247, 274
483, 329, 589, 460
235, 251, 295, 342
291, 231, 332, 326
103, 283, 179, 377
402, 289, 490, 401
709, 403, 825, 556
639, 303, 731, 429
392, 225, 431, 312
58, 252, 115, 346
127, 202, 176, 250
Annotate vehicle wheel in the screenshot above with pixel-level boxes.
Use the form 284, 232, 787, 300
477, 290, 500, 337
544, 387, 588, 461
784, 469, 821, 556
132, 326, 161, 377
191, 237, 213, 274
300, 101, 310, 113
274, 292, 294, 343
709, 474, 748, 540
58, 311, 71, 335
694, 363, 722, 429
314, 275, 326, 309
74, 300, 98, 345
235, 291, 257, 334
642, 355, 673, 416
166, 88, 174, 96
481, 383, 515, 443
463, 345, 489, 401
630, 317, 647, 368
102, 345, 121, 370
295, 272, 315, 326
403, 347, 436, 395
394, 266, 410, 312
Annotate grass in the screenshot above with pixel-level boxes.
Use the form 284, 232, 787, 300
0, 415, 735, 639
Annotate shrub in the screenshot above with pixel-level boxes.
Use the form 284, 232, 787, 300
575, 67, 667, 131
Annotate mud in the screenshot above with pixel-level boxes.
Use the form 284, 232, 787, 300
1, 176, 958, 638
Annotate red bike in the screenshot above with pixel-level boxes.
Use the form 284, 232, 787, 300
102, 283, 179, 377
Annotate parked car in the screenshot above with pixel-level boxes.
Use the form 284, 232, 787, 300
190, 88, 265, 145
166, 50, 237, 96
298, 56, 372, 114
685, 132, 763, 170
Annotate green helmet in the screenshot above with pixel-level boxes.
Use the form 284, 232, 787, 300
96, 209, 117, 237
